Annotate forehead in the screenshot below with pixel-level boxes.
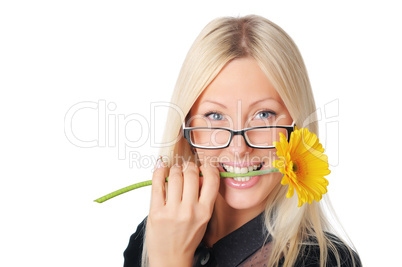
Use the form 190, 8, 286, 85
192, 57, 284, 111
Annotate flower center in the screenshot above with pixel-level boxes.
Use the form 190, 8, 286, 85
292, 163, 298, 172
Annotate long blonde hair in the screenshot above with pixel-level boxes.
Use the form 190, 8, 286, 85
141, 15, 358, 266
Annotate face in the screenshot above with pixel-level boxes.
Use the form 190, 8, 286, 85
189, 57, 293, 213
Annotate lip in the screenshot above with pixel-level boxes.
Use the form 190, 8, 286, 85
219, 161, 265, 190
223, 175, 261, 189
218, 161, 264, 189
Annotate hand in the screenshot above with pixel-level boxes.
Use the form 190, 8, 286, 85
145, 159, 220, 267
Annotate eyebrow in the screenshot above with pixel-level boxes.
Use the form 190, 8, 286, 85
249, 98, 277, 106
200, 100, 228, 109
201, 98, 277, 109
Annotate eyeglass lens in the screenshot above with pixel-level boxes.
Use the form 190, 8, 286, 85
189, 127, 288, 148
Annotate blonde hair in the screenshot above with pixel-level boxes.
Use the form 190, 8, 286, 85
141, 15, 358, 266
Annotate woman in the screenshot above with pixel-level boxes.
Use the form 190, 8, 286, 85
123, 15, 361, 266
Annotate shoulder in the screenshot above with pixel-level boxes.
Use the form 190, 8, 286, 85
123, 216, 148, 267
294, 233, 362, 267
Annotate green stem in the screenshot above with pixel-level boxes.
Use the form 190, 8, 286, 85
94, 168, 279, 203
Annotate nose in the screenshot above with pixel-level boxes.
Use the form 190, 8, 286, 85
227, 134, 252, 156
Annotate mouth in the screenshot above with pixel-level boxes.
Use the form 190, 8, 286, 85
220, 162, 264, 182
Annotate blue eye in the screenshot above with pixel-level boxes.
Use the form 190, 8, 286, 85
255, 110, 276, 120
205, 112, 224, 121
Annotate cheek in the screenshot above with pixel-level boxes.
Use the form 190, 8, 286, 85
265, 173, 282, 189
252, 173, 283, 202
194, 149, 222, 165
253, 151, 278, 168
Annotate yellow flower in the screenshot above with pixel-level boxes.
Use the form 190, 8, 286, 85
273, 127, 330, 207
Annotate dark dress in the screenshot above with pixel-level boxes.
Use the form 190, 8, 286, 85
123, 212, 361, 267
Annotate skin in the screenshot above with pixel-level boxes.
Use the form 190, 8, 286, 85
146, 57, 293, 266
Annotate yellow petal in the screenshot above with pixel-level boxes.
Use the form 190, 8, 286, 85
274, 127, 331, 207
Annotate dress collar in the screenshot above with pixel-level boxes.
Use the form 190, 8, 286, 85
193, 211, 270, 267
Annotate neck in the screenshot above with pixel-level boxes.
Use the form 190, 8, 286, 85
202, 194, 265, 247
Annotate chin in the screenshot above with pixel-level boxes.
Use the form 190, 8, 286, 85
224, 194, 267, 210
218, 173, 282, 211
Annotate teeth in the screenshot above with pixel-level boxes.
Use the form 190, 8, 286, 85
227, 165, 234, 172
222, 163, 262, 175
235, 166, 247, 174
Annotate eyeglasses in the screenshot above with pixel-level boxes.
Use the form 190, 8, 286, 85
183, 122, 295, 149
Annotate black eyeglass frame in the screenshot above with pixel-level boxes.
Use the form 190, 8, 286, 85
183, 122, 295, 149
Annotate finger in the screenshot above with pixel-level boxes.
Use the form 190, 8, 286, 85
150, 157, 167, 211
166, 164, 184, 204
199, 160, 220, 207
182, 161, 200, 203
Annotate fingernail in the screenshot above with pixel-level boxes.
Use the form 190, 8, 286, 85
155, 156, 165, 170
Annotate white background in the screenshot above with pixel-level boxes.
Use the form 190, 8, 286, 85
1, 1, 401, 266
